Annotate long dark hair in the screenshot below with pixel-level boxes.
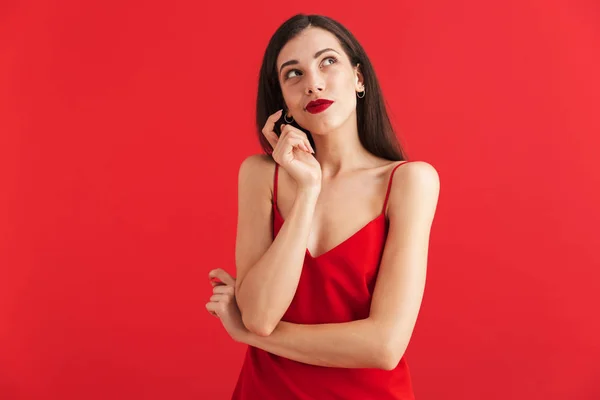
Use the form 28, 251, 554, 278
256, 14, 407, 161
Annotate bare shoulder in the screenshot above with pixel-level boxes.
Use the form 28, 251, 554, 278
238, 154, 277, 191
239, 153, 276, 174
395, 160, 440, 187
388, 161, 440, 215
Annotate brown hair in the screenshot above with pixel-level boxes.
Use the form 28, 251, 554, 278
255, 14, 408, 161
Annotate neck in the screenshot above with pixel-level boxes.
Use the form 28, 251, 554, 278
311, 113, 376, 178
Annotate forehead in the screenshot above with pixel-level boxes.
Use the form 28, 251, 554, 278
277, 27, 342, 67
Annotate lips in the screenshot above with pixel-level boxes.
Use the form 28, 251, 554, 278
306, 99, 334, 114
307, 99, 333, 108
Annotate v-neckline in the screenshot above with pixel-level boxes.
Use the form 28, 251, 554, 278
272, 204, 386, 260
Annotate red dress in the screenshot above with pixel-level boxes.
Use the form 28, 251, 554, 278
232, 161, 416, 400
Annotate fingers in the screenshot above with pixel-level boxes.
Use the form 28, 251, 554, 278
261, 109, 283, 150
210, 286, 234, 300
262, 109, 316, 161
205, 302, 220, 317
271, 127, 314, 161
208, 307, 218, 317
211, 284, 234, 302
206, 269, 236, 319
280, 124, 314, 154
277, 135, 310, 155
213, 284, 235, 295
210, 294, 228, 302
210, 279, 224, 288
206, 289, 234, 315
208, 268, 236, 287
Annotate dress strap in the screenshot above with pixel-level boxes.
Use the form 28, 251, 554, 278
273, 163, 280, 206
382, 161, 411, 214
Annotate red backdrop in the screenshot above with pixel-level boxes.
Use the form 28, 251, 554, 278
1, 1, 599, 399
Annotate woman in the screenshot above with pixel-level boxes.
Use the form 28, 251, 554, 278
206, 14, 440, 399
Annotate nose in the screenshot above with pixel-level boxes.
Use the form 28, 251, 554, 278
304, 69, 325, 96
305, 85, 324, 95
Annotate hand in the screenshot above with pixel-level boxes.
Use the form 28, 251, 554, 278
262, 109, 322, 191
206, 268, 248, 343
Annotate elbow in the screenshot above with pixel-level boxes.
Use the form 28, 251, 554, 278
235, 289, 273, 336
235, 288, 280, 337
376, 338, 406, 371
368, 318, 409, 371
378, 353, 402, 371
247, 321, 276, 337
241, 312, 277, 337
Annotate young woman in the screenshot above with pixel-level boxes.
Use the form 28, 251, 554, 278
206, 14, 440, 400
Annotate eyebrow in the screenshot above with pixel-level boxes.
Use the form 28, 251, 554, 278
279, 48, 340, 75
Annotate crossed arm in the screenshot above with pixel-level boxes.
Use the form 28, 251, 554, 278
235, 159, 440, 370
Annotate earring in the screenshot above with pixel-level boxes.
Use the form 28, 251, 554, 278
357, 88, 366, 98
284, 113, 294, 123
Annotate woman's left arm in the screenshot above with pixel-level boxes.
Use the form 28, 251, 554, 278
240, 161, 440, 370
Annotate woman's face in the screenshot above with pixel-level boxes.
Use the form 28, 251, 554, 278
276, 27, 364, 135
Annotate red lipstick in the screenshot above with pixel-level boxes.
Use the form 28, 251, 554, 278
306, 99, 334, 114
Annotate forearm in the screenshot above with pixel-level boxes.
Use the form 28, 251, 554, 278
241, 317, 394, 370
236, 189, 319, 336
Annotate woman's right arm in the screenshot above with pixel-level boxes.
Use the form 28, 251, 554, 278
234, 154, 319, 337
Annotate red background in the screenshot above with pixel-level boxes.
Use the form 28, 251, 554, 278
1, 1, 599, 399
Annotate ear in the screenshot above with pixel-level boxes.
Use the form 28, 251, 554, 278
354, 63, 365, 91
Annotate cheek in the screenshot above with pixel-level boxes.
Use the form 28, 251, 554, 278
281, 88, 303, 110
331, 72, 356, 98
281, 89, 298, 110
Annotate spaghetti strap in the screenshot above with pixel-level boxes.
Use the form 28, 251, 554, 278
273, 163, 280, 206
381, 161, 411, 214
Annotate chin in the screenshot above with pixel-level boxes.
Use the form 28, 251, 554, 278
298, 113, 346, 135
313, 118, 345, 135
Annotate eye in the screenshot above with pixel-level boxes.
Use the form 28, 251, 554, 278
284, 56, 339, 80
285, 69, 301, 79
322, 56, 337, 66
